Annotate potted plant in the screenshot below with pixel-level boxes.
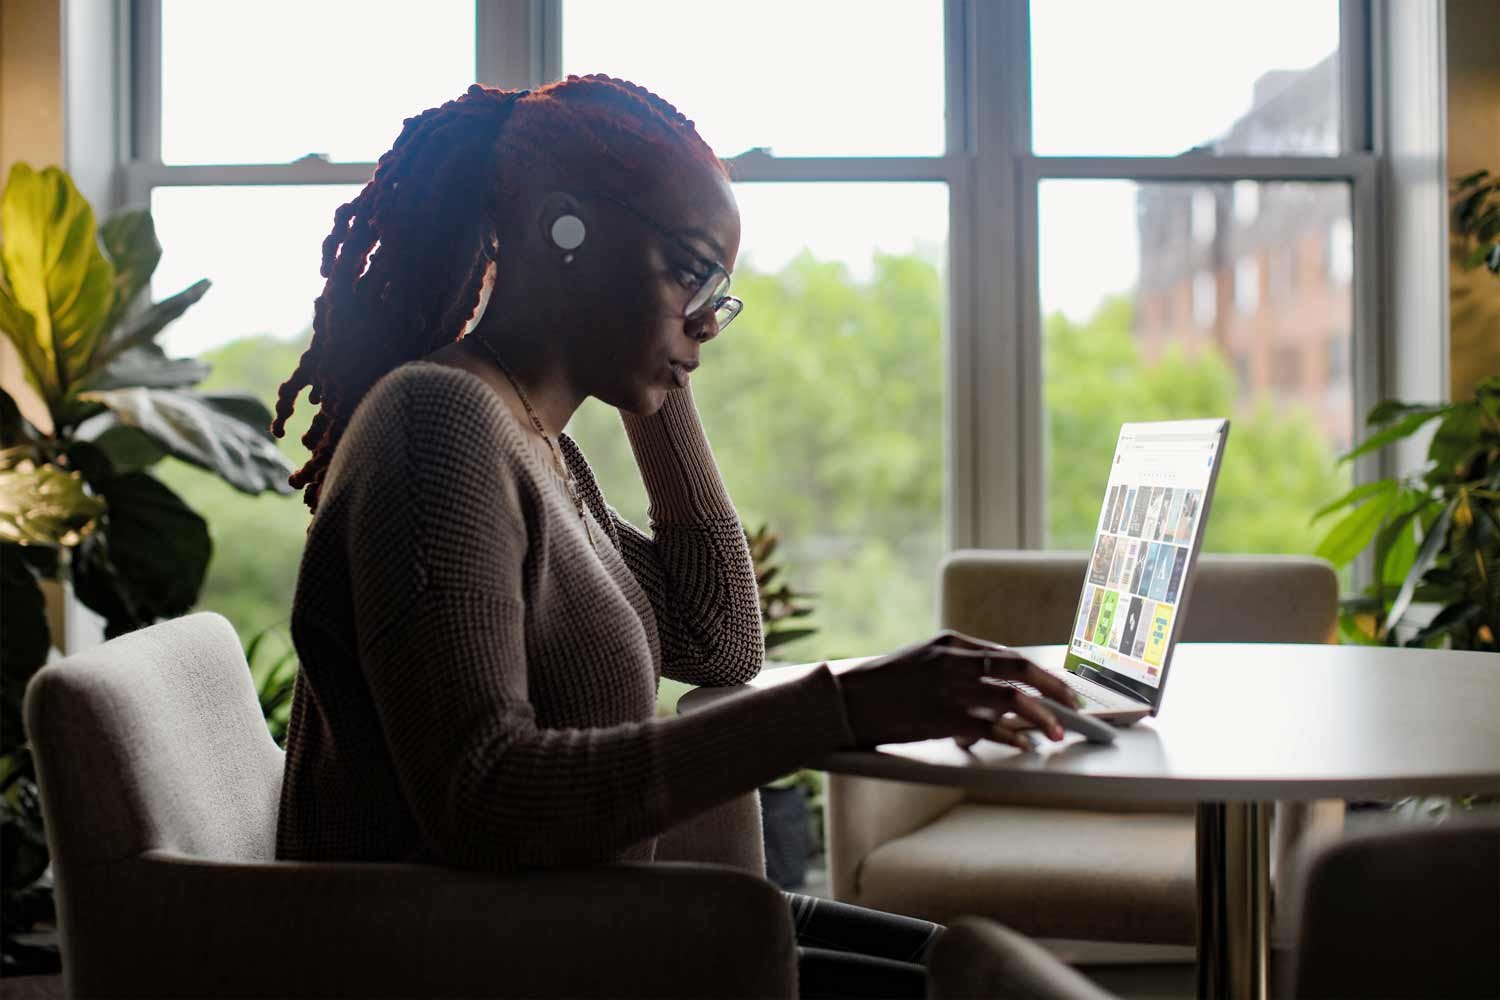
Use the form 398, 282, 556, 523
0, 163, 293, 974
1312, 169, 1499, 653
745, 522, 825, 890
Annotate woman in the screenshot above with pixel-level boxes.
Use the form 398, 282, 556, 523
273, 75, 1073, 998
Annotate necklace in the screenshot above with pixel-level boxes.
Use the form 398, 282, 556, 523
470, 336, 597, 551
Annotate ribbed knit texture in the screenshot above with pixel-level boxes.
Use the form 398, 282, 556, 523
276, 362, 854, 870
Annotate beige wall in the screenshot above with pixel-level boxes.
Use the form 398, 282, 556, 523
1447, 0, 1500, 401
0, 0, 61, 431
0, 0, 64, 172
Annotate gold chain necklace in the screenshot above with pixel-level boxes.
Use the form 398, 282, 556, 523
470, 336, 597, 551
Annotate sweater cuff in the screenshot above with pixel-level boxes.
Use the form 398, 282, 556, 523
621, 385, 737, 523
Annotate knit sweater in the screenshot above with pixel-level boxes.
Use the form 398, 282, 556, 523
275, 362, 855, 870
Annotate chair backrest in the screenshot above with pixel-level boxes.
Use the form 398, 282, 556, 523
940, 550, 1339, 647
1288, 817, 1500, 999
23, 612, 285, 869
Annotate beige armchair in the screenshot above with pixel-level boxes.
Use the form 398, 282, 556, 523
826, 550, 1345, 947
24, 612, 793, 998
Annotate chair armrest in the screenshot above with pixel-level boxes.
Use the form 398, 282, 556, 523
927, 916, 1120, 1000
654, 790, 766, 877
826, 774, 964, 903
1272, 798, 1345, 945
68, 850, 795, 999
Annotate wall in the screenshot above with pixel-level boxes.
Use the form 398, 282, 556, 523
1447, 0, 1500, 401
0, 0, 64, 432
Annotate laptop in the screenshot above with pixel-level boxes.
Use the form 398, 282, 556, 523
1038, 418, 1231, 726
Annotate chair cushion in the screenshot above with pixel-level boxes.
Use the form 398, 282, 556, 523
854, 803, 1196, 944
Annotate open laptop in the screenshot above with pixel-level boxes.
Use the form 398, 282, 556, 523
1036, 418, 1230, 726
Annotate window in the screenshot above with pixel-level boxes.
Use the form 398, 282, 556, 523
1327, 217, 1354, 284
1233, 181, 1261, 225
1235, 257, 1261, 314
1192, 271, 1217, 328
1191, 190, 1218, 245
124, 0, 1379, 650
1030, 0, 1342, 157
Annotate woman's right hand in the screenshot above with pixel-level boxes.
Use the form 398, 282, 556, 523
834, 630, 1079, 751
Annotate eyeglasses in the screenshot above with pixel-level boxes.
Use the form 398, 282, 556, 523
576, 190, 743, 333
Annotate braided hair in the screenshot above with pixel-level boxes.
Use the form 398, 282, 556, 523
272, 74, 724, 511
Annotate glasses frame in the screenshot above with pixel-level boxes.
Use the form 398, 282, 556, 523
574, 190, 743, 332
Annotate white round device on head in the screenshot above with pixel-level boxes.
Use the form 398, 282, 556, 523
550, 214, 586, 251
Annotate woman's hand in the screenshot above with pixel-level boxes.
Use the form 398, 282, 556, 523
835, 630, 1079, 751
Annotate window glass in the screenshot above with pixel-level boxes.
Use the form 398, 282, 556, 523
566, 182, 949, 664
160, 0, 475, 164
562, 1, 945, 158
1039, 180, 1352, 554
148, 185, 362, 639
1031, 0, 1341, 156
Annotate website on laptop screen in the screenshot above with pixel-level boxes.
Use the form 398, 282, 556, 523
1064, 422, 1224, 696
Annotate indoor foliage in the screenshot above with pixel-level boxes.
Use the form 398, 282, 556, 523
0, 163, 292, 973
1312, 169, 1500, 652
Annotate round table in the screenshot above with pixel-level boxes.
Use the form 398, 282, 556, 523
680, 642, 1500, 1000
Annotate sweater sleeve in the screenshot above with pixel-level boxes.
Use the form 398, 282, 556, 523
343, 371, 853, 871
611, 385, 766, 687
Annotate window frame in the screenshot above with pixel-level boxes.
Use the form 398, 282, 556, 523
120, 0, 1407, 566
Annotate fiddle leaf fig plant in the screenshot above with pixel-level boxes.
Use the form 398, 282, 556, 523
0, 163, 294, 974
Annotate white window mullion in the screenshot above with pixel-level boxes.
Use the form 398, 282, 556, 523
477, 0, 558, 91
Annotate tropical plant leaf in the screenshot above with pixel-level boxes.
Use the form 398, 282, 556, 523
765, 628, 818, 652
77, 387, 292, 495
0, 389, 42, 466
1314, 481, 1397, 567
1, 545, 52, 755
1310, 479, 1399, 523
78, 422, 168, 474
90, 279, 210, 369
75, 342, 210, 392
0, 465, 105, 546
98, 209, 161, 332
1364, 399, 1447, 428
1380, 498, 1456, 639
1339, 408, 1448, 465
0, 164, 116, 395
1427, 403, 1483, 480
1407, 602, 1480, 648
0, 283, 55, 406
71, 472, 210, 637
1376, 498, 1422, 590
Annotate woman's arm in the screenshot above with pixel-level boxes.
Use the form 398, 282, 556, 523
609, 385, 766, 687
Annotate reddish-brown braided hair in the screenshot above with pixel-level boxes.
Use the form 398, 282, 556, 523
272, 74, 724, 511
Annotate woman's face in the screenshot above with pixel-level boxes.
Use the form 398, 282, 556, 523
568, 159, 742, 415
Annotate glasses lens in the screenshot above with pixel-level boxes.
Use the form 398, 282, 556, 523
714, 296, 743, 330
685, 269, 730, 318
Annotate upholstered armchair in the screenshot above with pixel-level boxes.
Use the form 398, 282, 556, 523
826, 551, 1345, 948
24, 612, 792, 998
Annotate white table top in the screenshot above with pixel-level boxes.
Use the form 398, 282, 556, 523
680, 643, 1500, 803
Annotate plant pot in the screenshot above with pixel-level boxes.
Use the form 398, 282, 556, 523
760, 784, 810, 890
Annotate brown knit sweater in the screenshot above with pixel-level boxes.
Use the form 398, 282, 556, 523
276, 362, 854, 870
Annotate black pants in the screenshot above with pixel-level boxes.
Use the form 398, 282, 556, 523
787, 892, 943, 999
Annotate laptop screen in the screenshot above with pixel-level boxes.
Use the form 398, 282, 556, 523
1063, 419, 1228, 707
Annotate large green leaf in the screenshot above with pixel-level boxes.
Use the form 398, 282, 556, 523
0, 164, 116, 396
0, 283, 54, 406
71, 472, 210, 638
1310, 479, 1399, 523
77, 387, 293, 495
98, 209, 161, 333
90, 278, 210, 368
1314, 480, 1398, 567
1, 546, 52, 755
1381, 498, 1456, 639
1339, 408, 1448, 465
0, 465, 105, 546
76, 342, 210, 392
76, 423, 168, 475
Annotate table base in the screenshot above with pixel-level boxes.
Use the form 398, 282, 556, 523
1196, 802, 1271, 1000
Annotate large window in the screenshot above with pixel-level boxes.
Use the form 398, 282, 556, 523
125, 1, 1380, 657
